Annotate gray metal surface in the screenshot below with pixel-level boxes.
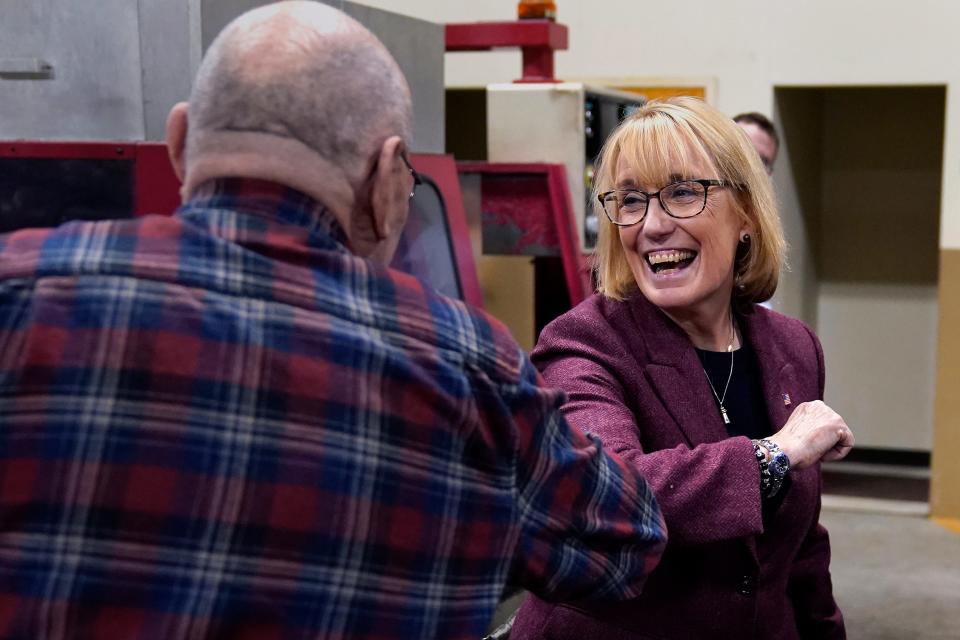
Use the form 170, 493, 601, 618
139, 0, 195, 141
0, 57, 54, 77
200, 0, 265, 48
0, 0, 444, 149
0, 0, 145, 140
335, 2, 444, 153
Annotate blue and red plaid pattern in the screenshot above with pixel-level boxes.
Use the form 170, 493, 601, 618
0, 178, 665, 639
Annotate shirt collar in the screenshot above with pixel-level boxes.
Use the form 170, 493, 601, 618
177, 177, 351, 252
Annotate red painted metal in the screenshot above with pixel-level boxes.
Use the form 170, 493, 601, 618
477, 174, 559, 251
544, 166, 592, 303
445, 20, 568, 83
0, 142, 483, 308
456, 161, 590, 306
520, 46, 555, 83
133, 143, 182, 216
409, 153, 484, 309
445, 21, 568, 50
0, 141, 181, 217
0, 141, 139, 160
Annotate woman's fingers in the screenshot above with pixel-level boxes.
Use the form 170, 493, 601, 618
772, 401, 853, 469
822, 426, 855, 462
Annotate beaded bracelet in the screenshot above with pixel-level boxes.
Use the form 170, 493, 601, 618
752, 439, 791, 499
759, 438, 790, 498
752, 441, 774, 497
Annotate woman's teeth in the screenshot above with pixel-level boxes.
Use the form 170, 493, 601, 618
647, 250, 696, 271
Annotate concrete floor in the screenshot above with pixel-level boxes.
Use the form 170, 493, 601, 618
822, 508, 960, 640
488, 508, 960, 638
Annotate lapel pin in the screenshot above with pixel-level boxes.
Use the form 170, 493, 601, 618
782, 393, 792, 406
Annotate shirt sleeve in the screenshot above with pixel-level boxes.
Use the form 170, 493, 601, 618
507, 356, 667, 602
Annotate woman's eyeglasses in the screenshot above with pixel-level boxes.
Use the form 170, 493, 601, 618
597, 179, 732, 227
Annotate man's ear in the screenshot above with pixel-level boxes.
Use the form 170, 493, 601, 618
369, 135, 409, 242
165, 102, 189, 187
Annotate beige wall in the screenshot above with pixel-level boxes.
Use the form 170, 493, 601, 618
814, 88, 943, 451
818, 89, 942, 285
818, 283, 939, 450
774, 86, 945, 451
773, 89, 824, 323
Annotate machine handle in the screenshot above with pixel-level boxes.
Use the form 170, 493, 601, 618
0, 58, 54, 78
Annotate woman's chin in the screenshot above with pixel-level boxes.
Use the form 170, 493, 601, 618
640, 287, 697, 313
636, 271, 700, 312
637, 277, 736, 322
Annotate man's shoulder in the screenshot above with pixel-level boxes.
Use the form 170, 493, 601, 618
0, 216, 186, 281
384, 267, 527, 386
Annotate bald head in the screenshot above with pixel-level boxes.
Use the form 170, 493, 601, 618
179, 1, 413, 190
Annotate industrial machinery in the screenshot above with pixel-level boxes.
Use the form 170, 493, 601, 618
445, 18, 645, 346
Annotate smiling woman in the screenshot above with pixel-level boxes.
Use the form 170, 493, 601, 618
593, 97, 783, 327
511, 97, 857, 640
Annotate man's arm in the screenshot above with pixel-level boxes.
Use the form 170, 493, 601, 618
507, 357, 667, 602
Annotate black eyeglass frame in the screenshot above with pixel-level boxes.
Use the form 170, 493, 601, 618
401, 151, 423, 199
597, 178, 734, 227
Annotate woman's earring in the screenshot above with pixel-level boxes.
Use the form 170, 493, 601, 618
740, 233, 751, 244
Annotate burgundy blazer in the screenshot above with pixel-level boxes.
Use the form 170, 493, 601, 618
511, 293, 844, 640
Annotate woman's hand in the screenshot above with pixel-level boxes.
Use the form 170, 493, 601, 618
766, 400, 854, 470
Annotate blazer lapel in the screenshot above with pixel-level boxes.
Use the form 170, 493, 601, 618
628, 296, 730, 447
741, 310, 800, 431
629, 300, 800, 567
643, 362, 731, 447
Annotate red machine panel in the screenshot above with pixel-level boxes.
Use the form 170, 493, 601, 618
0, 141, 181, 229
457, 161, 590, 307
0, 142, 481, 308
396, 153, 484, 308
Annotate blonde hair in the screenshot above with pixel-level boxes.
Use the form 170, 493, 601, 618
593, 96, 785, 307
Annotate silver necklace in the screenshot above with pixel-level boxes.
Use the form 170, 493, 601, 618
701, 317, 736, 425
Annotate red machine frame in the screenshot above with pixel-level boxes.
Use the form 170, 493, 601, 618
445, 20, 569, 83
0, 142, 483, 309
408, 153, 484, 308
0, 141, 182, 217
456, 161, 591, 307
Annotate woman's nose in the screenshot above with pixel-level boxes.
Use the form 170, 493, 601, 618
641, 197, 676, 239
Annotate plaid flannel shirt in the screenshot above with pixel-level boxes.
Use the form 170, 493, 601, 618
0, 178, 665, 639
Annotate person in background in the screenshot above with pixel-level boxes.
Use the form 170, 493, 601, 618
735, 111, 780, 176
0, 3, 665, 638
512, 97, 853, 640
734, 111, 779, 310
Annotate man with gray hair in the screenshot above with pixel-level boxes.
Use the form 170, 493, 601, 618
0, 2, 665, 638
